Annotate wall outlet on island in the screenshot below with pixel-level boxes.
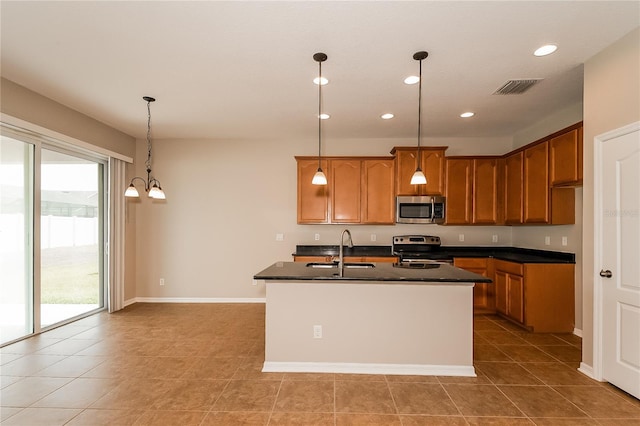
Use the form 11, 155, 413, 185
545, 236, 551, 245
313, 325, 322, 339
370, 234, 377, 242
492, 235, 498, 243
562, 236, 568, 246
314, 233, 320, 241
458, 234, 465, 242
159, 278, 165, 286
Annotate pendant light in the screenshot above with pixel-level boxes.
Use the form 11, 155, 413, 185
311, 52, 328, 185
124, 96, 166, 199
410, 51, 429, 185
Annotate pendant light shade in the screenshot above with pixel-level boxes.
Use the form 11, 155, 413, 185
124, 96, 166, 200
411, 51, 429, 186
312, 52, 328, 186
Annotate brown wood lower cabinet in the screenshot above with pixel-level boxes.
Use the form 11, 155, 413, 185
453, 258, 495, 313
493, 259, 574, 332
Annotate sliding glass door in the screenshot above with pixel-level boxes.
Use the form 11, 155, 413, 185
40, 149, 105, 328
1, 127, 107, 346
0, 136, 34, 344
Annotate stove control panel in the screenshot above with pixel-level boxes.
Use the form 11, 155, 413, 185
393, 235, 441, 246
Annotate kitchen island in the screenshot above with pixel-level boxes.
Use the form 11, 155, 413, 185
254, 261, 491, 377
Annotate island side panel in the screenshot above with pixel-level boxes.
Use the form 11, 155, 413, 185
264, 281, 474, 375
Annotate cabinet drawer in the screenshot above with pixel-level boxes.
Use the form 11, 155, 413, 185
494, 259, 523, 276
454, 258, 487, 269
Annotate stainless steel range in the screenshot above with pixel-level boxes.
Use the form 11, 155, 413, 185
392, 235, 453, 264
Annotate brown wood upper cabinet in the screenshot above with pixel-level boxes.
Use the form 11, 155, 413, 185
504, 151, 524, 224
296, 157, 395, 225
445, 157, 501, 225
391, 147, 446, 196
523, 141, 550, 223
550, 126, 583, 186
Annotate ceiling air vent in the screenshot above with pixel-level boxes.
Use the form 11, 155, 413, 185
493, 79, 542, 95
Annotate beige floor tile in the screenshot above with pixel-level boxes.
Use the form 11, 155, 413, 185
538, 344, 582, 362
442, 384, 523, 417
529, 418, 600, 425
89, 378, 175, 409
0, 407, 82, 425
212, 379, 280, 412
497, 345, 558, 362
385, 374, 440, 383
234, 356, 284, 380
1, 354, 67, 376
475, 331, 528, 345
32, 355, 107, 377
133, 409, 208, 425
389, 382, 459, 416
65, 408, 144, 425
0, 376, 72, 407
32, 377, 119, 408
201, 410, 270, 425
283, 372, 335, 381
273, 380, 334, 413
400, 415, 468, 425
335, 413, 402, 425
0, 353, 23, 366
0, 375, 24, 390
335, 380, 396, 414
552, 385, 640, 419
268, 411, 335, 425
150, 379, 228, 410
474, 344, 512, 362
33, 339, 101, 356
0, 407, 23, 422
521, 362, 599, 386
497, 385, 588, 418
464, 417, 534, 425
182, 356, 243, 380
1, 337, 64, 355
475, 361, 544, 385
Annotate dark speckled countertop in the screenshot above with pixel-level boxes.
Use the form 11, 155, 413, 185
254, 261, 492, 283
293, 245, 575, 264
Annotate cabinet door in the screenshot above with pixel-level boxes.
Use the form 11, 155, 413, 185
507, 274, 525, 324
445, 158, 472, 224
577, 126, 583, 185
454, 258, 492, 311
395, 148, 445, 196
297, 159, 329, 223
362, 159, 395, 224
495, 271, 508, 314
331, 159, 361, 223
504, 151, 523, 224
550, 129, 579, 186
473, 158, 500, 224
420, 149, 445, 195
523, 141, 549, 223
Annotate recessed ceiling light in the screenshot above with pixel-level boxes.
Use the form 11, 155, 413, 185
381, 113, 394, 120
404, 76, 419, 85
319, 113, 330, 120
313, 77, 328, 85
460, 112, 475, 118
534, 44, 558, 57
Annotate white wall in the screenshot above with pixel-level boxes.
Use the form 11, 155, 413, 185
581, 27, 640, 368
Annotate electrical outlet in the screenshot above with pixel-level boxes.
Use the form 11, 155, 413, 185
562, 236, 568, 246
458, 234, 465, 242
545, 236, 551, 245
313, 325, 322, 339
314, 233, 320, 241
276, 233, 284, 241
492, 235, 498, 243
160, 278, 165, 286
370, 234, 377, 242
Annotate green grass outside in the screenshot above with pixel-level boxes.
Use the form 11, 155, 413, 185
41, 246, 100, 304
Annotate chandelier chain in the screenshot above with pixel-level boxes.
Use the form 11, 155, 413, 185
145, 99, 153, 173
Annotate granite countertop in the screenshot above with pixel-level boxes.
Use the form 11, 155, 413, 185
293, 245, 575, 264
254, 261, 492, 283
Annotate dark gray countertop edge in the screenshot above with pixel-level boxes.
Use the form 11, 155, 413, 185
293, 245, 575, 264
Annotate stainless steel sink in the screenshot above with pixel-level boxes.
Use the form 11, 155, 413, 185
306, 262, 375, 269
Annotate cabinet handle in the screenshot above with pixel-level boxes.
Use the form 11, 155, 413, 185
599, 269, 612, 278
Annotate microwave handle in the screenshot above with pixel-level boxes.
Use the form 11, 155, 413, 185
431, 199, 435, 223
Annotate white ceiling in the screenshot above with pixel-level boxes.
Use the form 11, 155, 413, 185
1, 1, 638, 141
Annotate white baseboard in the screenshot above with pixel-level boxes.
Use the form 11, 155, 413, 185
573, 328, 583, 337
578, 362, 600, 380
262, 361, 476, 377
126, 297, 266, 304
124, 298, 137, 307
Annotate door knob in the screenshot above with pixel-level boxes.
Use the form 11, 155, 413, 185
600, 269, 613, 278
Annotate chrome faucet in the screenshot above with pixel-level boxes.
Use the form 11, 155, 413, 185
338, 229, 354, 276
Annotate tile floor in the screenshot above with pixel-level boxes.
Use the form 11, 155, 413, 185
1, 303, 639, 425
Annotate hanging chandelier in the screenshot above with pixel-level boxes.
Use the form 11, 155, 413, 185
311, 52, 328, 185
124, 96, 166, 200
410, 51, 429, 185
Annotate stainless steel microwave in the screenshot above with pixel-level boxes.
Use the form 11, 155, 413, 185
396, 196, 446, 224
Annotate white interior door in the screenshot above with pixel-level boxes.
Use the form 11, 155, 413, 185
598, 123, 640, 398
